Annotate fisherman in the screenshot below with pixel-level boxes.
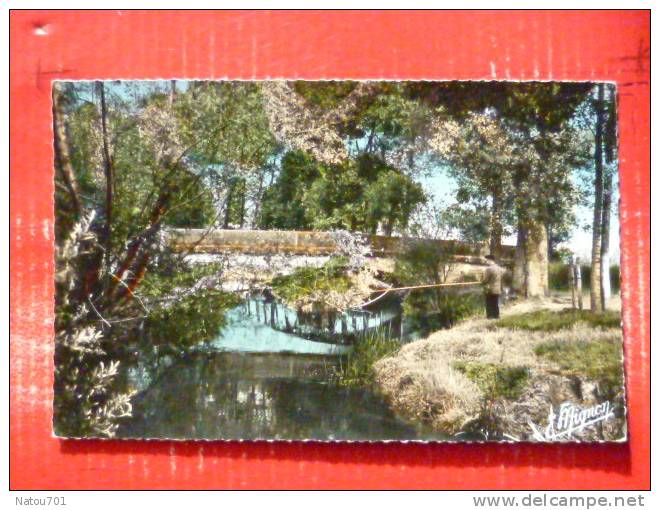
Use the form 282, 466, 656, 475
482, 254, 506, 319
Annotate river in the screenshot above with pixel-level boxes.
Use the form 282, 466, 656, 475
117, 297, 446, 441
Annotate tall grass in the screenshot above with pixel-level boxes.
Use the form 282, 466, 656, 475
332, 328, 401, 387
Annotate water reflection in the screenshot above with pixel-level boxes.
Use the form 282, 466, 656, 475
118, 352, 441, 441
211, 296, 409, 350
208, 299, 353, 355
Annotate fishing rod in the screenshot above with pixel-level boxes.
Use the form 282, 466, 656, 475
356, 281, 481, 308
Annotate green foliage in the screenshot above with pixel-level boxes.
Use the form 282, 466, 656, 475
394, 241, 482, 334
260, 151, 426, 234
54, 80, 281, 436
259, 151, 319, 230
293, 81, 360, 110
438, 204, 491, 244
145, 289, 241, 350
139, 262, 225, 299
548, 262, 572, 291
363, 171, 426, 235
548, 262, 621, 293
453, 362, 530, 400
393, 241, 454, 286
269, 257, 352, 304
610, 265, 621, 293
332, 330, 401, 387
294, 81, 434, 157
163, 178, 217, 228
534, 339, 623, 397
406, 82, 593, 130
460, 273, 480, 283
492, 309, 621, 332
403, 290, 483, 335
176, 81, 279, 168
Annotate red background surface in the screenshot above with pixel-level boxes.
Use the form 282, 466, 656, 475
9, 10, 650, 490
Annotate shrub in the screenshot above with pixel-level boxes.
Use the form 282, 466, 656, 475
548, 262, 621, 294
453, 362, 530, 400
549, 262, 571, 291
491, 309, 621, 332
146, 289, 241, 350
403, 290, 483, 335
610, 265, 621, 293
269, 256, 352, 303
460, 272, 480, 283
332, 329, 401, 387
393, 241, 454, 286
393, 241, 482, 334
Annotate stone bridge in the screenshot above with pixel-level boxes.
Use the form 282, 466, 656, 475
166, 228, 515, 264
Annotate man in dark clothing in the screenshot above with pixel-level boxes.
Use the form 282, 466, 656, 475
483, 255, 505, 319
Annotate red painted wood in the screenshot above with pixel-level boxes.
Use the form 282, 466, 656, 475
9, 10, 650, 490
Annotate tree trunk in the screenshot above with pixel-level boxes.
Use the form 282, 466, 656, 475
252, 172, 265, 228
512, 223, 526, 294
52, 86, 82, 218
524, 220, 549, 298
238, 188, 246, 229
590, 84, 605, 312
223, 181, 235, 229
97, 81, 114, 257
601, 169, 613, 308
570, 256, 577, 309
575, 259, 583, 310
169, 80, 177, 107
383, 217, 394, 237
512, 220, 548, 298
546, 222, 554, 260
489, 192, 503, 258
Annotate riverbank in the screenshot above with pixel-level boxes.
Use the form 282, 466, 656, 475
372, 294, 626, 441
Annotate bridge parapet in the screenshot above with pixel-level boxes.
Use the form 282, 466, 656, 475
166, 228, 515, 262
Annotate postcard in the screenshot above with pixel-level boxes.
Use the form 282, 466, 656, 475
53, 80, 625, 442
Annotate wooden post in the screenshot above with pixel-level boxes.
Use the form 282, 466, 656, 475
570, 256, 577, 309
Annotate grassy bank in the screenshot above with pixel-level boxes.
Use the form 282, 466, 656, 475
491, 308, 621, 332
373, 300, 625, 440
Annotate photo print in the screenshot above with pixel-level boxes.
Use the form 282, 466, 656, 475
53, 80, 625, 442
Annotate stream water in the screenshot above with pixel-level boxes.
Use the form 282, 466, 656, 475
117, 296, 445, 440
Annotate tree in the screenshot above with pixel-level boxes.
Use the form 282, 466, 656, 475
363, 171, 426, 236
590, 84, 606, 312
258, 82, 591, 298
407, 82, 592, 297
429, 110, 516, 257
175, 82, 281, 229
600, 85, 618, 308
53, 80, 277, 436
429, 105, 588, 297
259, 150, 320, 230
260, 151, 426, 235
